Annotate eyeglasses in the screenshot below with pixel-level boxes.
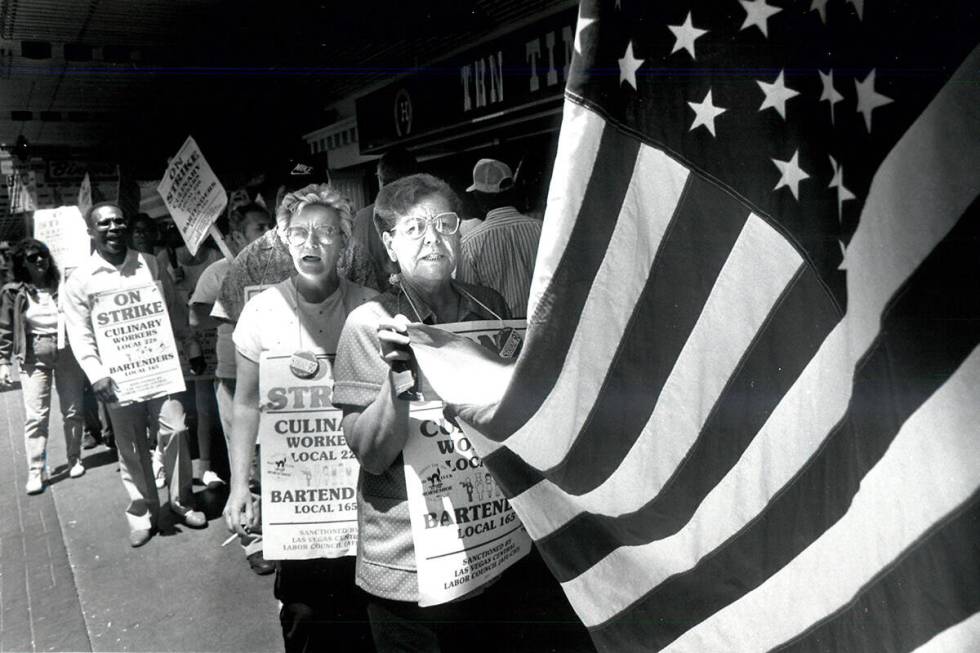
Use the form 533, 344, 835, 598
26, 252, 48, 262
94, 217, 128, 230
393, 212, 460, 240
285, 224, 340, 247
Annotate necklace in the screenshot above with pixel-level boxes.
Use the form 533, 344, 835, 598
288, 280, 321, 379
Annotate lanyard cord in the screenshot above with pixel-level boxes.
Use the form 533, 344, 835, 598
291, 279, 309, 352
396, 280, 504, 326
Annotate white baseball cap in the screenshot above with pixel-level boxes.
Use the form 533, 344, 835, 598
466, 158, 514, 193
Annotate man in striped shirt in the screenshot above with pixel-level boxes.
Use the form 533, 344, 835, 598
457, 158, 542, 318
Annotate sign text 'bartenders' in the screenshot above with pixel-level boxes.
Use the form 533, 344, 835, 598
403, 319, 531, 606
92, 283, 185, 405
260, 354, 358, 560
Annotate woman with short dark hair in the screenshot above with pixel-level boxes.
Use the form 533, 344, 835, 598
335, 173, 514, 649
0, 238, 88, 494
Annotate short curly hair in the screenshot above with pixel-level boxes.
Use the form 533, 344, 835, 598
372, 173, 461, 238
276, 184, 353, 243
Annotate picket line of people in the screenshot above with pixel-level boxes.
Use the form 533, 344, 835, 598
0, 154, 586, 652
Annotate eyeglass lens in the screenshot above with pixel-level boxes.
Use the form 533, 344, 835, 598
287, 225, 337, 246
400, 212, 459, 238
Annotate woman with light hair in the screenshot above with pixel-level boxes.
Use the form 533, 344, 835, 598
223, 183, 376, 651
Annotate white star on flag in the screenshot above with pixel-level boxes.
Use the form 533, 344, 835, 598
772, 149, 810, 200
739, 0, 783, 38
828, 155, 856, 222
848, 0, 865, 20
574, 6, 596, 55
668, 11, 708, 60
687, 89, 727, 137
819, 69, 844, 124
810, 0, 829, 24
618, 41, 644, 89
855, 69, 893, 132
757, 70, 800, 119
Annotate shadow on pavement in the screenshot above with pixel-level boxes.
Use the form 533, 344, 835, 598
196, 483, 231, 521
78, 448, 119, 471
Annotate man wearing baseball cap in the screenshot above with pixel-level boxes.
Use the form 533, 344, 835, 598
457, 158, 542, 318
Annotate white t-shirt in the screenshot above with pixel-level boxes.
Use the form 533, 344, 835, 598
24, 288, 58, 335
190, 258, 235, 378
233, 278, 376, 362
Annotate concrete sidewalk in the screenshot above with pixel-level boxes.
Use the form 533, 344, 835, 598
0, 384, 282, 653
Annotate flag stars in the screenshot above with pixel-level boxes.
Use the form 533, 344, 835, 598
828, 155, 855, 222
819, 69, 844, 124
772, 149, 810, 200
739, 0, 782, 38
757, 70, 799, 119
855, 69, 893, 132
687, 89, 727, 137
668, 12, 708, 60
618, 41, 644, 89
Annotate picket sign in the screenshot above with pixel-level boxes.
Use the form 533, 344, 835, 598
157, 136, 228, 256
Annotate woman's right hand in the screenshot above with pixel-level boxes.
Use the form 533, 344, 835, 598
223, 481, 256, 537
0, 364, 12, 388
377, 314, 413, 368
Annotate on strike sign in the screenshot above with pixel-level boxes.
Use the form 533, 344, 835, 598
157, 136, 227, 255
92, 283, 185, 405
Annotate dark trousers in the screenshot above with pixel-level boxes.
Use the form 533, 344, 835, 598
365, 549, 594, 653
276, 557, 373, 653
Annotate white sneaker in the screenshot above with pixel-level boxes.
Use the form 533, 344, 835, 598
201, 470, 226, 488
25, 471, 44, 495
69, 460, 86, 478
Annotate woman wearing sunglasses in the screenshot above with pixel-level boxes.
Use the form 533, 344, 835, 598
0, 238, 88, 494
333, 174, 513, 650
223, 184, 376, 651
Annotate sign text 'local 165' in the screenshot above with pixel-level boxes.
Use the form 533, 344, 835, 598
356, 5, 576, 152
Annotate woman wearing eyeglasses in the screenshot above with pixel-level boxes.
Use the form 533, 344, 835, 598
223, 184, 376, 652
0, 238, 87, 494
333, 174, 512, 650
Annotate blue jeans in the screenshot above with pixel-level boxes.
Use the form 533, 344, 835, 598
20, 335, 85, 474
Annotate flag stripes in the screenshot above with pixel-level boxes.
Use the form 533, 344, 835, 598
675, 350, 980, 652
480, 122, 641, 443
577, 200, 980, 649
779, 492, 980, 653
912, 612, 980, 653
480, 143, 691, 473
511, 227, 830, 548
533, 174, 759, 497
532, 255, 838, 581
527, 101, 605, 322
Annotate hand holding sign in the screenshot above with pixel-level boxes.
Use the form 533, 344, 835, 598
91, 376, 118, 403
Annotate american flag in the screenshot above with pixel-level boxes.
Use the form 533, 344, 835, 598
412, 0, 980, 650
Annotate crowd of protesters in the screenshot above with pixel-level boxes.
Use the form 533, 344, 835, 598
0, 150, 600, 652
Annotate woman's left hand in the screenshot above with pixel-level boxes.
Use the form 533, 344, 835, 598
0, 364, 12, 388
377, 314, 413, 367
